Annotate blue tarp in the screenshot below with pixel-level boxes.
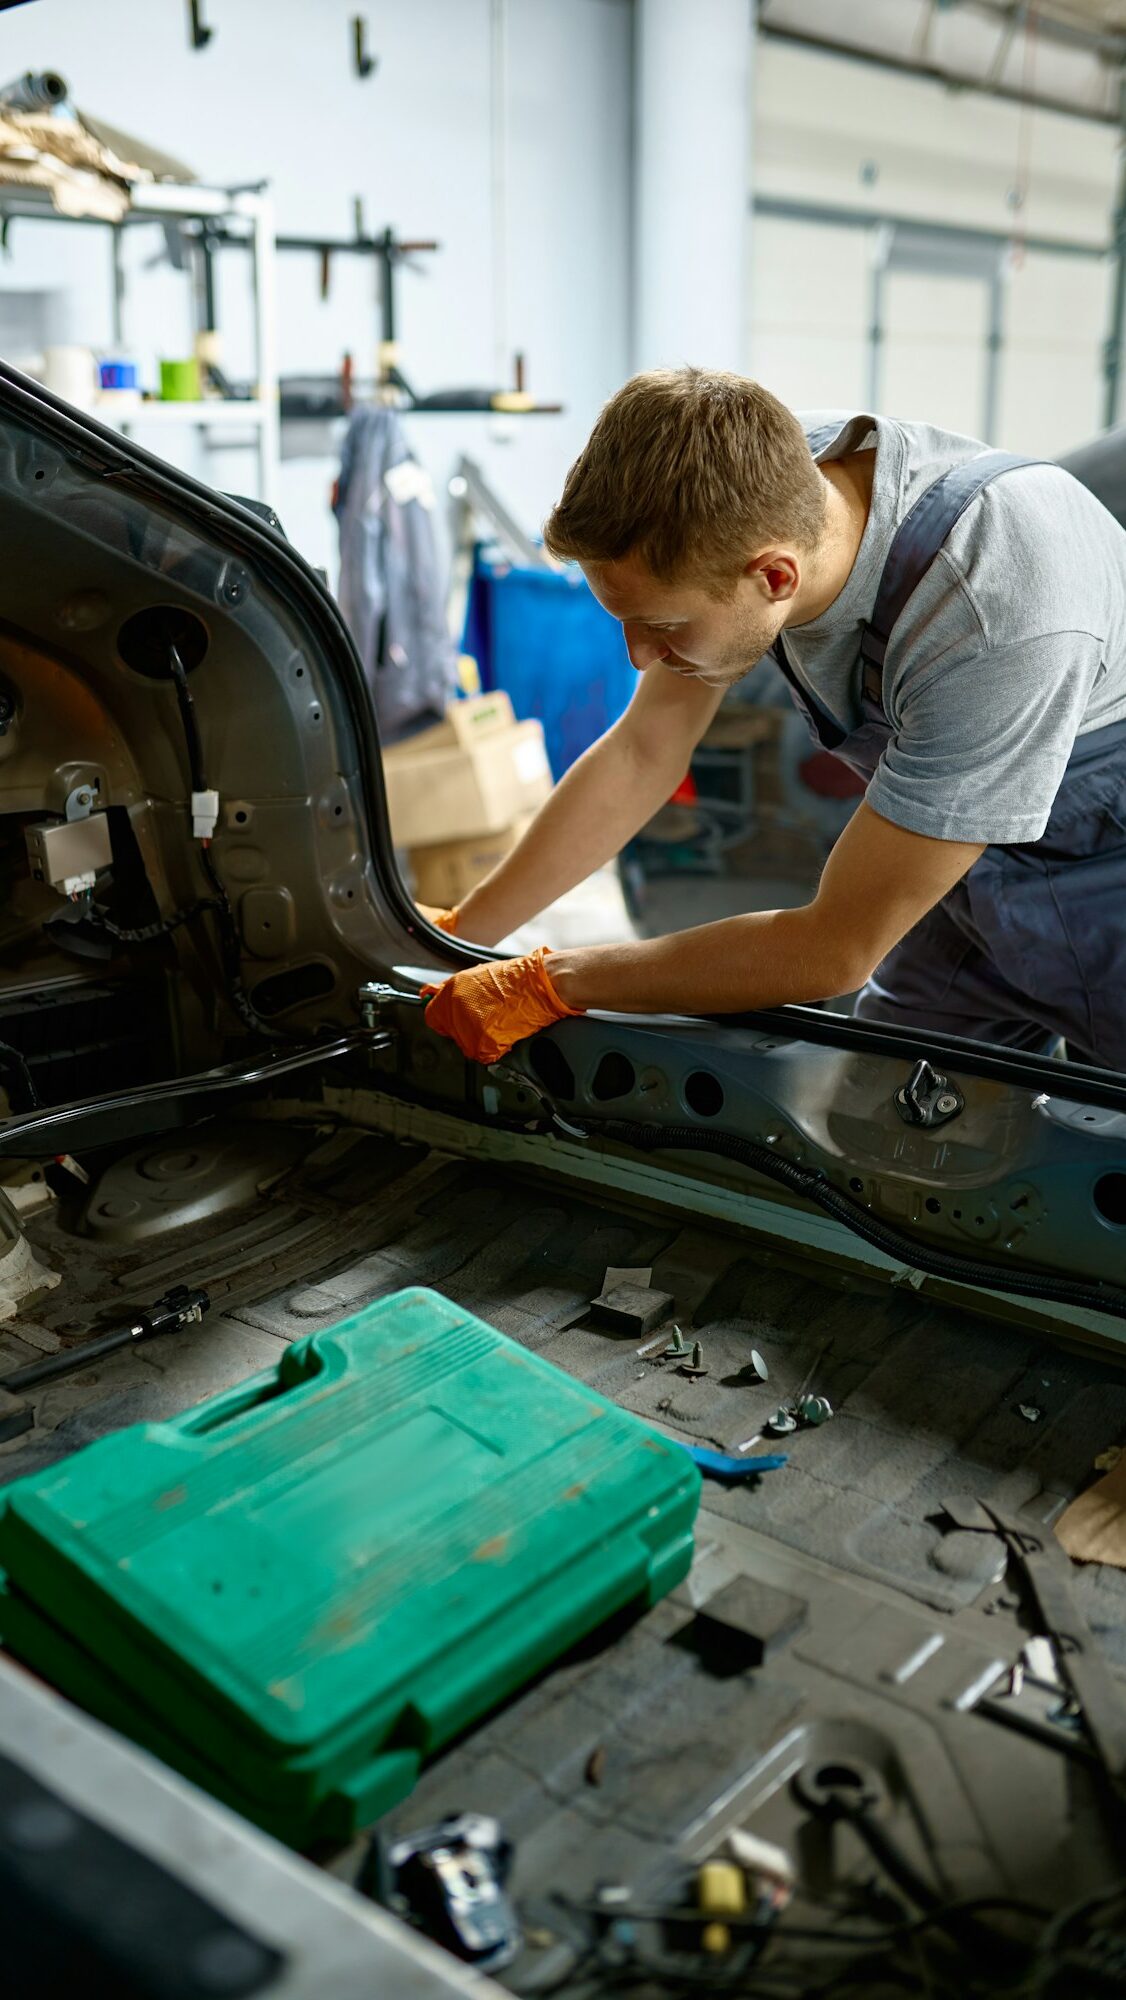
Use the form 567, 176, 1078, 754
464, 553, 638, 780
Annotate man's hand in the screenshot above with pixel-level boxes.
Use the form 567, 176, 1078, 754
416, 904, 460, 934
422, 946, 585, 1064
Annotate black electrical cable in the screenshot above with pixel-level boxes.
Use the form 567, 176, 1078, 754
1030, 1878, 1126, 1990
167, 640, 206, 793
564, 1893, 1050, 1951
583, 1117, 1126, 1323
538, 1888, 1054, 2000
165, 643, 283, 1041
828, 1805, 1029, 1974
97, 896, 220, 945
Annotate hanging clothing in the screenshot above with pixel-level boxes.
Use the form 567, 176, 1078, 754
334, 406, 458, 745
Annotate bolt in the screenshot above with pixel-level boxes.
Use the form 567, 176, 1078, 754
798, 1394, 833, 1426
936, 1092, 959, 1115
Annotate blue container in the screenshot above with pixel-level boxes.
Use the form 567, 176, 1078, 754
98, 358, 139, 390
464, 554, 637, 780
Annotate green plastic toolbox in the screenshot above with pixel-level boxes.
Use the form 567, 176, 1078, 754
0, 1287, 700, 1845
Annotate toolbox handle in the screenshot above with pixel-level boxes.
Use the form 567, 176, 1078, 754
176, 1341, 327, 1438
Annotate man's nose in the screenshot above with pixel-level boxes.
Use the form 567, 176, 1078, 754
624, 628, 669, 671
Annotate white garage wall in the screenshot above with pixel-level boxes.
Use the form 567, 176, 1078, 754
0, 0, 633, 572
751, 40, 1117, 454
0, 8, 1118, 570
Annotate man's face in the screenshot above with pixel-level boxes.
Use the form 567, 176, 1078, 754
583, 550, 794, 690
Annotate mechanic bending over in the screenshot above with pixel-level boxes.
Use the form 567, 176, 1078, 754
422, 368, 1126, 1069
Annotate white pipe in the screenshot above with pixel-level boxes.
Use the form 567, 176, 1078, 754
633, 0, 754, 374
490, 0, 510, 387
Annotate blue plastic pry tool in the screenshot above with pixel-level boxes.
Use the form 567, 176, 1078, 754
677, 1443, 788, 1480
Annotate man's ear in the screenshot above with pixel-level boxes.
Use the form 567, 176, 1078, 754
745, 549, 801, 604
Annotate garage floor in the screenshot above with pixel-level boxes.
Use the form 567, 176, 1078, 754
1, 1120, 1122, 1993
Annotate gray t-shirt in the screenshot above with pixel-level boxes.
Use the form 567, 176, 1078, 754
782, 412, 1126, 844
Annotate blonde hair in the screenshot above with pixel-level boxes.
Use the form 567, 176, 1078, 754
544, 367, 826, 592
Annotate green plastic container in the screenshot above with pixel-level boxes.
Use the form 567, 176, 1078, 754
0, 1288, 699, 1844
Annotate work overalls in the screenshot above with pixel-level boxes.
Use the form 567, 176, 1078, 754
773, 436, 1126, 1069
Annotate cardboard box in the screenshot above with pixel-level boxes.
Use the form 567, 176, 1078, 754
384, 704, 552, 846
403, 690, 516, 753
408, 814, 536, 909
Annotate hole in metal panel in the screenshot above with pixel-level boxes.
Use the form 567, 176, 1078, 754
529, 1037, 576, 1102
1094, 1172, 1126, 1226
814, 1762, 867, 1792
117, 604, 209, 678
684, 1070, 724, 1118
591, 1051, 636, 1101
249, 960, 334, 1017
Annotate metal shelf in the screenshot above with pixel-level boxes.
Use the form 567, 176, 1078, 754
103, 399, 268, 428
0, 178, 278, 502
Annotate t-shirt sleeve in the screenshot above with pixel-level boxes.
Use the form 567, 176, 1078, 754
867, 628, 1105, 844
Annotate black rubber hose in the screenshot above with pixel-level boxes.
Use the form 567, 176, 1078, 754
589, 1119, 1126, 1321
844, 1807, 1028, 1974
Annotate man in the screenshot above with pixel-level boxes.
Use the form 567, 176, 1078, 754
422, 368, 1126, 1069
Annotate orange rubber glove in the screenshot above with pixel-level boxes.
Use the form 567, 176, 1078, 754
422, 946, 584, 1064
416, 904, 460, 934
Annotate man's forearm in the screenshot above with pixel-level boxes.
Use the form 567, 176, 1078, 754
452, 727, 688, 945
548, 904, 870, 1015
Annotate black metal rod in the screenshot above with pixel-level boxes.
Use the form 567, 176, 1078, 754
0, 1032, 379, 1160
379, 227, 395, 345
753, 192, 1107, 265
757, 21, 1120, 128
3, 1321, 143, 1392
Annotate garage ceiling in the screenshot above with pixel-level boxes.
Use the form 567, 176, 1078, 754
759, 0, 1126, 123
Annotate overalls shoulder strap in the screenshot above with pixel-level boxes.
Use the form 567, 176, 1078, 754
771, 433, 1042, 751
859, 449, 1040, 672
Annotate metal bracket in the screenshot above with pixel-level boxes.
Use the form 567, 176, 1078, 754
64, 780, 99, 823
894, 1058, 963, 1128
486, 1060, 588, 1141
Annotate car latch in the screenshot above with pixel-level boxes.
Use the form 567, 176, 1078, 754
894, 1058, 963, 1128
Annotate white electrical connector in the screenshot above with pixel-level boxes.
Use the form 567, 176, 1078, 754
191, 789, 220, 841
